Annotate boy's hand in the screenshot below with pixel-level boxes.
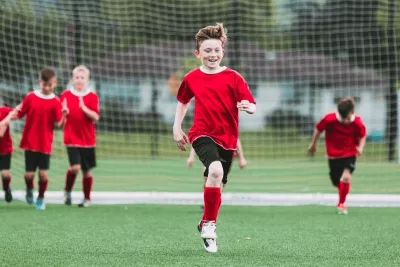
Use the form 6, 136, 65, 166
15, 103, 22, 111
187, 156, 195, 167
173, 127, 188, 151
237, 100, 256, 114
307, 144, 316, 154
239, 157, 247, 168
62, 99, 69, 115
79, 97, 86, 109
356, 146, 363, 156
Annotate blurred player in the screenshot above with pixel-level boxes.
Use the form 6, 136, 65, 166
17, 68, 65, 210
61, 65, 99, 208
173, 23, 256, 253
307, 97, 366, 215
187, 138, 247, 212
0, 104, 20, 203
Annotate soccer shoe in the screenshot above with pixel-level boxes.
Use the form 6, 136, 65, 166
78, 199, 91, 208
337, 204, 348, 215
64, 191, 72, 205
200, 221, 217, 239
35, 198, 46, 210
4, 188, 12, 203
197, 221, 218, 253
26, 189, 33, 204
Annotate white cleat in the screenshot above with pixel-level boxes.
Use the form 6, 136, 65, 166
202, 238, 217, 253
200, 221, 217, 239
78, 199, 91, 208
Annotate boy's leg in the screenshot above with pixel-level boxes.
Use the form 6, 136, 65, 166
24, 150, 37, 204
78, 148, 96, 208
36, 153, 50, 210
64, 147, 81, 205
1, 154, 12, 203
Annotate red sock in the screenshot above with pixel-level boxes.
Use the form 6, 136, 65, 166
2, 175, 11, 191
24, 175, 34, 190
339, 181, 350, 205
83, 176, 93, 200
64, 170, 77, 191
38, 179, 48, 199
203, 187, 221, 222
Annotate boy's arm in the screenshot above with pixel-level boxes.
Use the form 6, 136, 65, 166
0, 108, 19, 137
187, 147, 196, 167
80, 97, 99, 122
236, 138, 247, 168
357, 136, 366, 156
307, 129, 322, 154
173, 102, 190, 151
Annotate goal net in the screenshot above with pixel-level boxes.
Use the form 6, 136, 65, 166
0, 0, 397, 192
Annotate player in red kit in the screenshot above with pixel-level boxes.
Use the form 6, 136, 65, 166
61, 65, 99, 208
173, 23, 256, 253
17, 68, 65, 210
0, 104, 20, 203
308, 97, 366, 215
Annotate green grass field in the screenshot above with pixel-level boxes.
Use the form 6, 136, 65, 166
1, 203, 399, 267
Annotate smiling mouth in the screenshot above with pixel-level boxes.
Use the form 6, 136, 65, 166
209, 59, 218, 62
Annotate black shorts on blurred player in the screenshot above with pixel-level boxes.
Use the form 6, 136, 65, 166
328, 156, 356, 187
0, 153, 11, 170
67, 147, 96, 172
25, 150, 50, 171
192, 137, 234, 185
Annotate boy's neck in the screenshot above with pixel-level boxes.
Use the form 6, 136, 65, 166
200, 65, 227, 74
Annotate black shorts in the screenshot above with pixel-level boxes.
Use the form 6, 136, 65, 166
25, 150, 50, 172
328, 156, 356, 186
67, 147, 96, 172
192, 137, 234, 185
0, 154, 11, 170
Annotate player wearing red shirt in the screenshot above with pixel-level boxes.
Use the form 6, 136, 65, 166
61, 65, 99, 208
173, 24, 256, 253
17, 68, 65, 210
308, 97, 366, 215
0, 105, 19, 203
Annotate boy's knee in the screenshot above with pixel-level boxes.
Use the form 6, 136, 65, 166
70, 165, 81, 174
38, 170, 48, 181
1, 170, 10, 178
342, 169, 352, 183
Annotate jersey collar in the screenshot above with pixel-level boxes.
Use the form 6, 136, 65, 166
336, 112, 355, 123
33, 90, 55, 99
199, 66, 227, 74
70, 86, 91, 97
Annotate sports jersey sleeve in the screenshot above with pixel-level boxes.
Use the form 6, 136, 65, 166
90, 93, 100, 115
235, 73, 256, 104
357, 118, 367, 138
55, 98, 63, 122
17, 94, 30, 118
176, 77, 194, 104
316, 115, 328, 132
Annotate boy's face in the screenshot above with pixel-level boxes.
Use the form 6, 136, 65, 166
341, 112, 354, 124
195, 39, 224, 70
73, 70, 89, 90
39, 77, 57, 95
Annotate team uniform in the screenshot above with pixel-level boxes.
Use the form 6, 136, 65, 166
18, 90, 63, 170
61, 87, 99, 203
177, 67, 255, 251
316, 112, 366, 187
0, 106, 14, 202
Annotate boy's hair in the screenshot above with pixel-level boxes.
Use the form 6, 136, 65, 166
195, 23, 227, 51
337, 97, 355, 118
72, 65, 90, 78
40, 68, 56, 82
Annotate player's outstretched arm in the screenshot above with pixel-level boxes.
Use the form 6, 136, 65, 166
307, 129, 321, 155
79, 97, 99, 122
357, 136, 366, 156
173, 102, 189, 151
237, 100, 256, 114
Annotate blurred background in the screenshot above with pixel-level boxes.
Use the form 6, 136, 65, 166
0, 0, 399, 193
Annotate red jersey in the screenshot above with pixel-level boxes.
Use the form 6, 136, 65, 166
0, 106, 13, 154
316, 112, 366, 158
177, 67, 255, 150
60, 88, 99, 147
18, 90, 63, 154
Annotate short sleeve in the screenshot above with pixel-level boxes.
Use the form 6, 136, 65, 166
357, 118, 367, 138
176, 77, 194, 104
316, 115, 328, 132
235, 72, 256, 104
55, 98, 63, 122
17, 94, 30, 118
90, 93, 100, 115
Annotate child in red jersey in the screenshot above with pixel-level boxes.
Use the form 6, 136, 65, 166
61, 65, 99, 208
173, 23, 256, 253
17, 68, 65, 210
0, 104, 20, 203
308, 97, 366, 215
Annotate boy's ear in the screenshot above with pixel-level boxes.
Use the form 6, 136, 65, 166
194, 50, 200, 58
